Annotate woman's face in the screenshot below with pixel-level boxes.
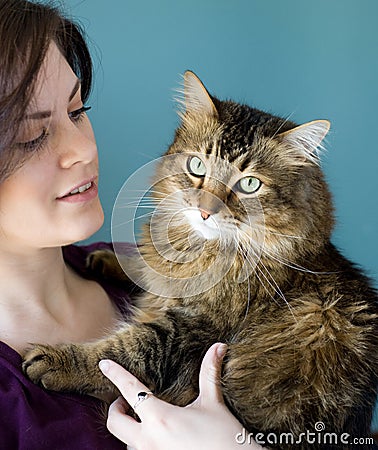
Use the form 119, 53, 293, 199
0, 42, 104, 252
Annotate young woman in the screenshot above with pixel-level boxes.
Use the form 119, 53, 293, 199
0, 1, 130, 448
0, 1, 261, 448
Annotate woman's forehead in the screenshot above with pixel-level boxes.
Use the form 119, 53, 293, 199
29, 42, 78, 110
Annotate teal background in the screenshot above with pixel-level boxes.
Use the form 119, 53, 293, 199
63, 0, 378, 430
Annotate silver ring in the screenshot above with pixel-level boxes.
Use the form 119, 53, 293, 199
133, 391, 153, 410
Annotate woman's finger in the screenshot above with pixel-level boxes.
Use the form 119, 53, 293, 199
107, 396, 141, 446
99, 359, 157, 418
198, 343, 227, 404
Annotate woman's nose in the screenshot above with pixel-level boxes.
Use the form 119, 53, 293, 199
58, 119, 97, 168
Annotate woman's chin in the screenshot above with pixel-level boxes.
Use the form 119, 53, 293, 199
63, 206, 105, 245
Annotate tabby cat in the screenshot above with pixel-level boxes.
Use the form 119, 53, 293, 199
23, 71, 378, 449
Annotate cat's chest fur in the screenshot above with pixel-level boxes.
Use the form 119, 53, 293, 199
138, 240, 290, 330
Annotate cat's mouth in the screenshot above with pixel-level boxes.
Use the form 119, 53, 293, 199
182, 208, 221, 240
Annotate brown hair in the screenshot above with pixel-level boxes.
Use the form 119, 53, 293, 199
0, 0, 93, 181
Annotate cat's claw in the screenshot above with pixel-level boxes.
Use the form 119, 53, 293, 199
23, 344, 73, 391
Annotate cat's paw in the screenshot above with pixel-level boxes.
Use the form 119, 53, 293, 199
87, 249, 129, 281
22, 344, 76, 391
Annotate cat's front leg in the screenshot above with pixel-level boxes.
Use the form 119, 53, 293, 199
22, 341, 118, 397
22, 320, 164, 397
23, 311, 218, 405
22, 316, 183, 398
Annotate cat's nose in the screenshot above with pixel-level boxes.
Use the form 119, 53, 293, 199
198, 190, 223, 219
200, 209, 210, 220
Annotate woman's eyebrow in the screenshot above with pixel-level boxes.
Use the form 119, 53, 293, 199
25, 110, 52, 120
25, 79, 81, 120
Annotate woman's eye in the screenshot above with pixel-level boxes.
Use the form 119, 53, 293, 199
237, 176, 261, 194
69, 105, 91, 123
17, 128, 49, 152
187, 156, 206, 177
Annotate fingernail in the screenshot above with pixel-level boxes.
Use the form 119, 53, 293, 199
216, 343, 227, 359
99, 360, 110, 374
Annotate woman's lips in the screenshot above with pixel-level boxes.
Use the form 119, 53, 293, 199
57, 180, 98, 203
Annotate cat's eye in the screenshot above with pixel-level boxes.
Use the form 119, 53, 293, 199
237, 176, 261, 194
187, 156, 206, 177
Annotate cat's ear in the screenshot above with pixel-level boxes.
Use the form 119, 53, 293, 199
181, 70, 218, 117
277, 120, 330, 164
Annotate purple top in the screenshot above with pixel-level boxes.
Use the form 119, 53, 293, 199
0, 242, 135, 450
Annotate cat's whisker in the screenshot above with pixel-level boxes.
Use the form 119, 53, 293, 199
268, 109, 298, 141
252, 261, 296, 320
116, 196, 181, 210
124, 188, 167, 194
262, 249, 313, 273
113, 211, 156, 227
255, 257, 296, 319
117, 205, 157, 210
115, 199, 159, 207
254, 267, 285, 307
260, 246, 335, 275
245, 273, 251, 320
117, 198, 164, 205
237, 224, 329, 275
241, 241, 280, 296
234, 230, 297, 318
243, 255, 280, 307
252, 224, 307, 241
118, 190, 177, 203
117, 198, 156, 203
233, 238, 252, 319
240, 220, 312, 243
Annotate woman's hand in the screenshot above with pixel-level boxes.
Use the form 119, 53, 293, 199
99, 343, 264, 450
